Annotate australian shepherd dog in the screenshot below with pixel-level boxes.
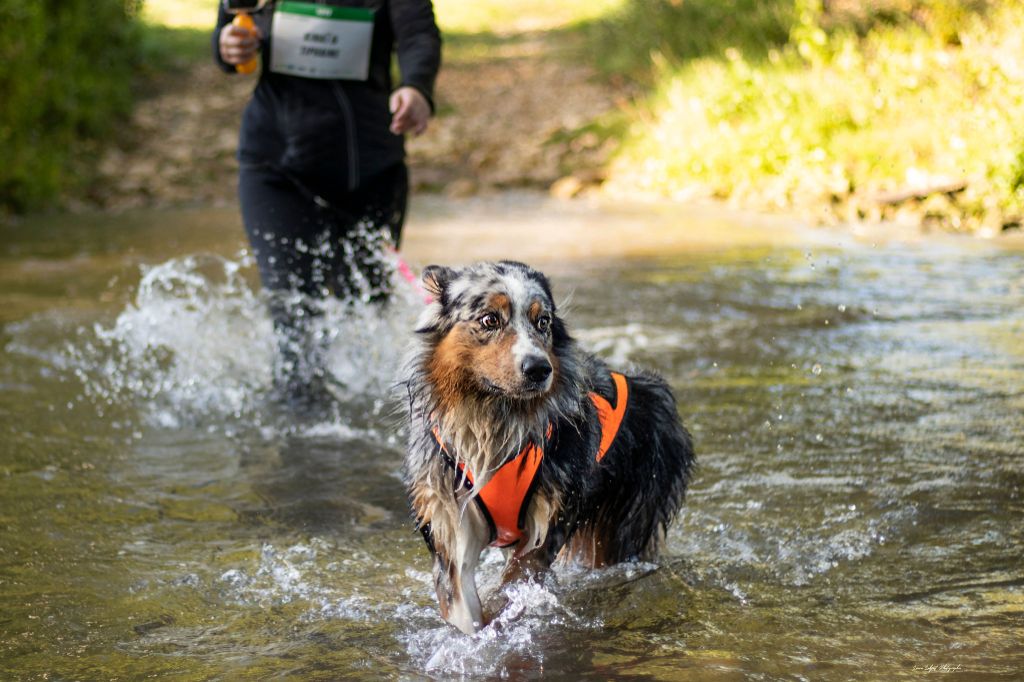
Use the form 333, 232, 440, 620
400, 261, 695, 634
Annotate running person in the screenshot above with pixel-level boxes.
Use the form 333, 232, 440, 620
213, 0, 441, 405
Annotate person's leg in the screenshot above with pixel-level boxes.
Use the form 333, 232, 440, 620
325, 162, 409, 303
238, 164, 334, 399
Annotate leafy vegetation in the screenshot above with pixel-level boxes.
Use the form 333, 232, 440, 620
0, 0, 143, 214
8, 0, 1022, 234
432, 0, 623, 33
0, 0, 215, 216
585, 0, 1024, 233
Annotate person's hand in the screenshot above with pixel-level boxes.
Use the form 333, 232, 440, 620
219, 21, 262, 66
389, 87, 431, 136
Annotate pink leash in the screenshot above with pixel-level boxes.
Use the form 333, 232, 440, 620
391, 249, 432, 304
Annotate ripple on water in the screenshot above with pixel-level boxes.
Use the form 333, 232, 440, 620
6, 226, 1024, 679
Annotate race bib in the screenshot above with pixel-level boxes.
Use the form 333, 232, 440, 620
270, 2, 374, 80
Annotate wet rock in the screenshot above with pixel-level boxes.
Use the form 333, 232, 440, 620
133, 614, 175, 636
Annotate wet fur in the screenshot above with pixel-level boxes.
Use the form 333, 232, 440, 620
400, 261, 695, 633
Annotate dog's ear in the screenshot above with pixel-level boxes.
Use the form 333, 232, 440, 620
421, 265, 454, 302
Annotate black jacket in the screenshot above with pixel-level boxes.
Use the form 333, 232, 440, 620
213, 0, 441, 199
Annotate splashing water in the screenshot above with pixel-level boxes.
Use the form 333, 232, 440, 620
212, 539, 613, 678
65, 249, 421, 430
399, 554, 585, 676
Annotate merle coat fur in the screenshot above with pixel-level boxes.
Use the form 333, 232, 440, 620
400, 261, 695, 633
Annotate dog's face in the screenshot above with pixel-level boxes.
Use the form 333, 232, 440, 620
417, 261, 563, 401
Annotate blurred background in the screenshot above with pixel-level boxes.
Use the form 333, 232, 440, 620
2, 0, 1023, 234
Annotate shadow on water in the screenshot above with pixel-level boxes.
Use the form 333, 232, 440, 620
2, 192, 1023, 679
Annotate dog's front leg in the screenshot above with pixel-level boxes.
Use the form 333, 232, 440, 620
480, 544, 555, 622
432, 501, 490, 634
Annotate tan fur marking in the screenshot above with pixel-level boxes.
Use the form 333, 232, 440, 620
427, 325, 477, 413
558, 528, 609, 568
437, 590, 450, 618
527, 300, 543, 322
488, 293, 511, 319
427, 321, 531, 400
520, 490, 558, 556
472, 329, 520, 391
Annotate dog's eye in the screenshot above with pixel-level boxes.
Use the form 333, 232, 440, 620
536, 315, 551, 332
479, 312, 500, 330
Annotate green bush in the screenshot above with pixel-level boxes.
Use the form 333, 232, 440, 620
584, 0, 796, 79
585, 0, 1024, 231
0, 0, 141, 214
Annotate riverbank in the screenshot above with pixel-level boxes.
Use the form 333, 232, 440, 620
49, 1, 1024, 239
67, 0, 628, 212
582, 0, 1024, 237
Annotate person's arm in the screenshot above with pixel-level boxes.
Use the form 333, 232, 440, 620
389, 0, 442, 111
212, 4, 262, 74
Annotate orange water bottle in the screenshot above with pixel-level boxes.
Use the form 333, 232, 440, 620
232, 12, 259, 75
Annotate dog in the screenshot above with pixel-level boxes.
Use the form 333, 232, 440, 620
400, 261, 695, 634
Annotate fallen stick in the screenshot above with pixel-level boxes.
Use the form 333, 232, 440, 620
874, 181, 967, 206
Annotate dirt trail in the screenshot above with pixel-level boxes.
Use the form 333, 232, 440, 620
83, 29, 627, 212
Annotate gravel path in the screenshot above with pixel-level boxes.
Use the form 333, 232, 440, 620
82, 29, 627, 211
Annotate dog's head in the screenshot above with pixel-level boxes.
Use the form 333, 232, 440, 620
414, 261, 570, 404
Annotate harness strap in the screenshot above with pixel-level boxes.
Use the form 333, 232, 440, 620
459, 438, 544, 548
431, 426, 548, 548
428, 371, 630, 547
590, 371, 629, 462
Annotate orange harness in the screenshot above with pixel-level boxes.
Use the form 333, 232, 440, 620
432, 372, 629, 548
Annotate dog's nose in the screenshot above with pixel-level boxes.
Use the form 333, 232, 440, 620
522, 357, 552, 383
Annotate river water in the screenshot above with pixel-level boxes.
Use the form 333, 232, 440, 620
2, 194, 1022, 680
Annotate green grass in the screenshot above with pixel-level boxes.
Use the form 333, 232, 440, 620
584, 0, 1024, 232
432, 0, 623, 33
0, 0, 141, 214
137, 0, 211, 71
141, 0, 212, 29
583, 0, 795, 81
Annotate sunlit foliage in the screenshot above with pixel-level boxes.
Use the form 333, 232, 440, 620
590, 0, 1024, 232
0, 0, 142, 214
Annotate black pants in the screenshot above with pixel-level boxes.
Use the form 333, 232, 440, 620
239, 161, 408, 386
